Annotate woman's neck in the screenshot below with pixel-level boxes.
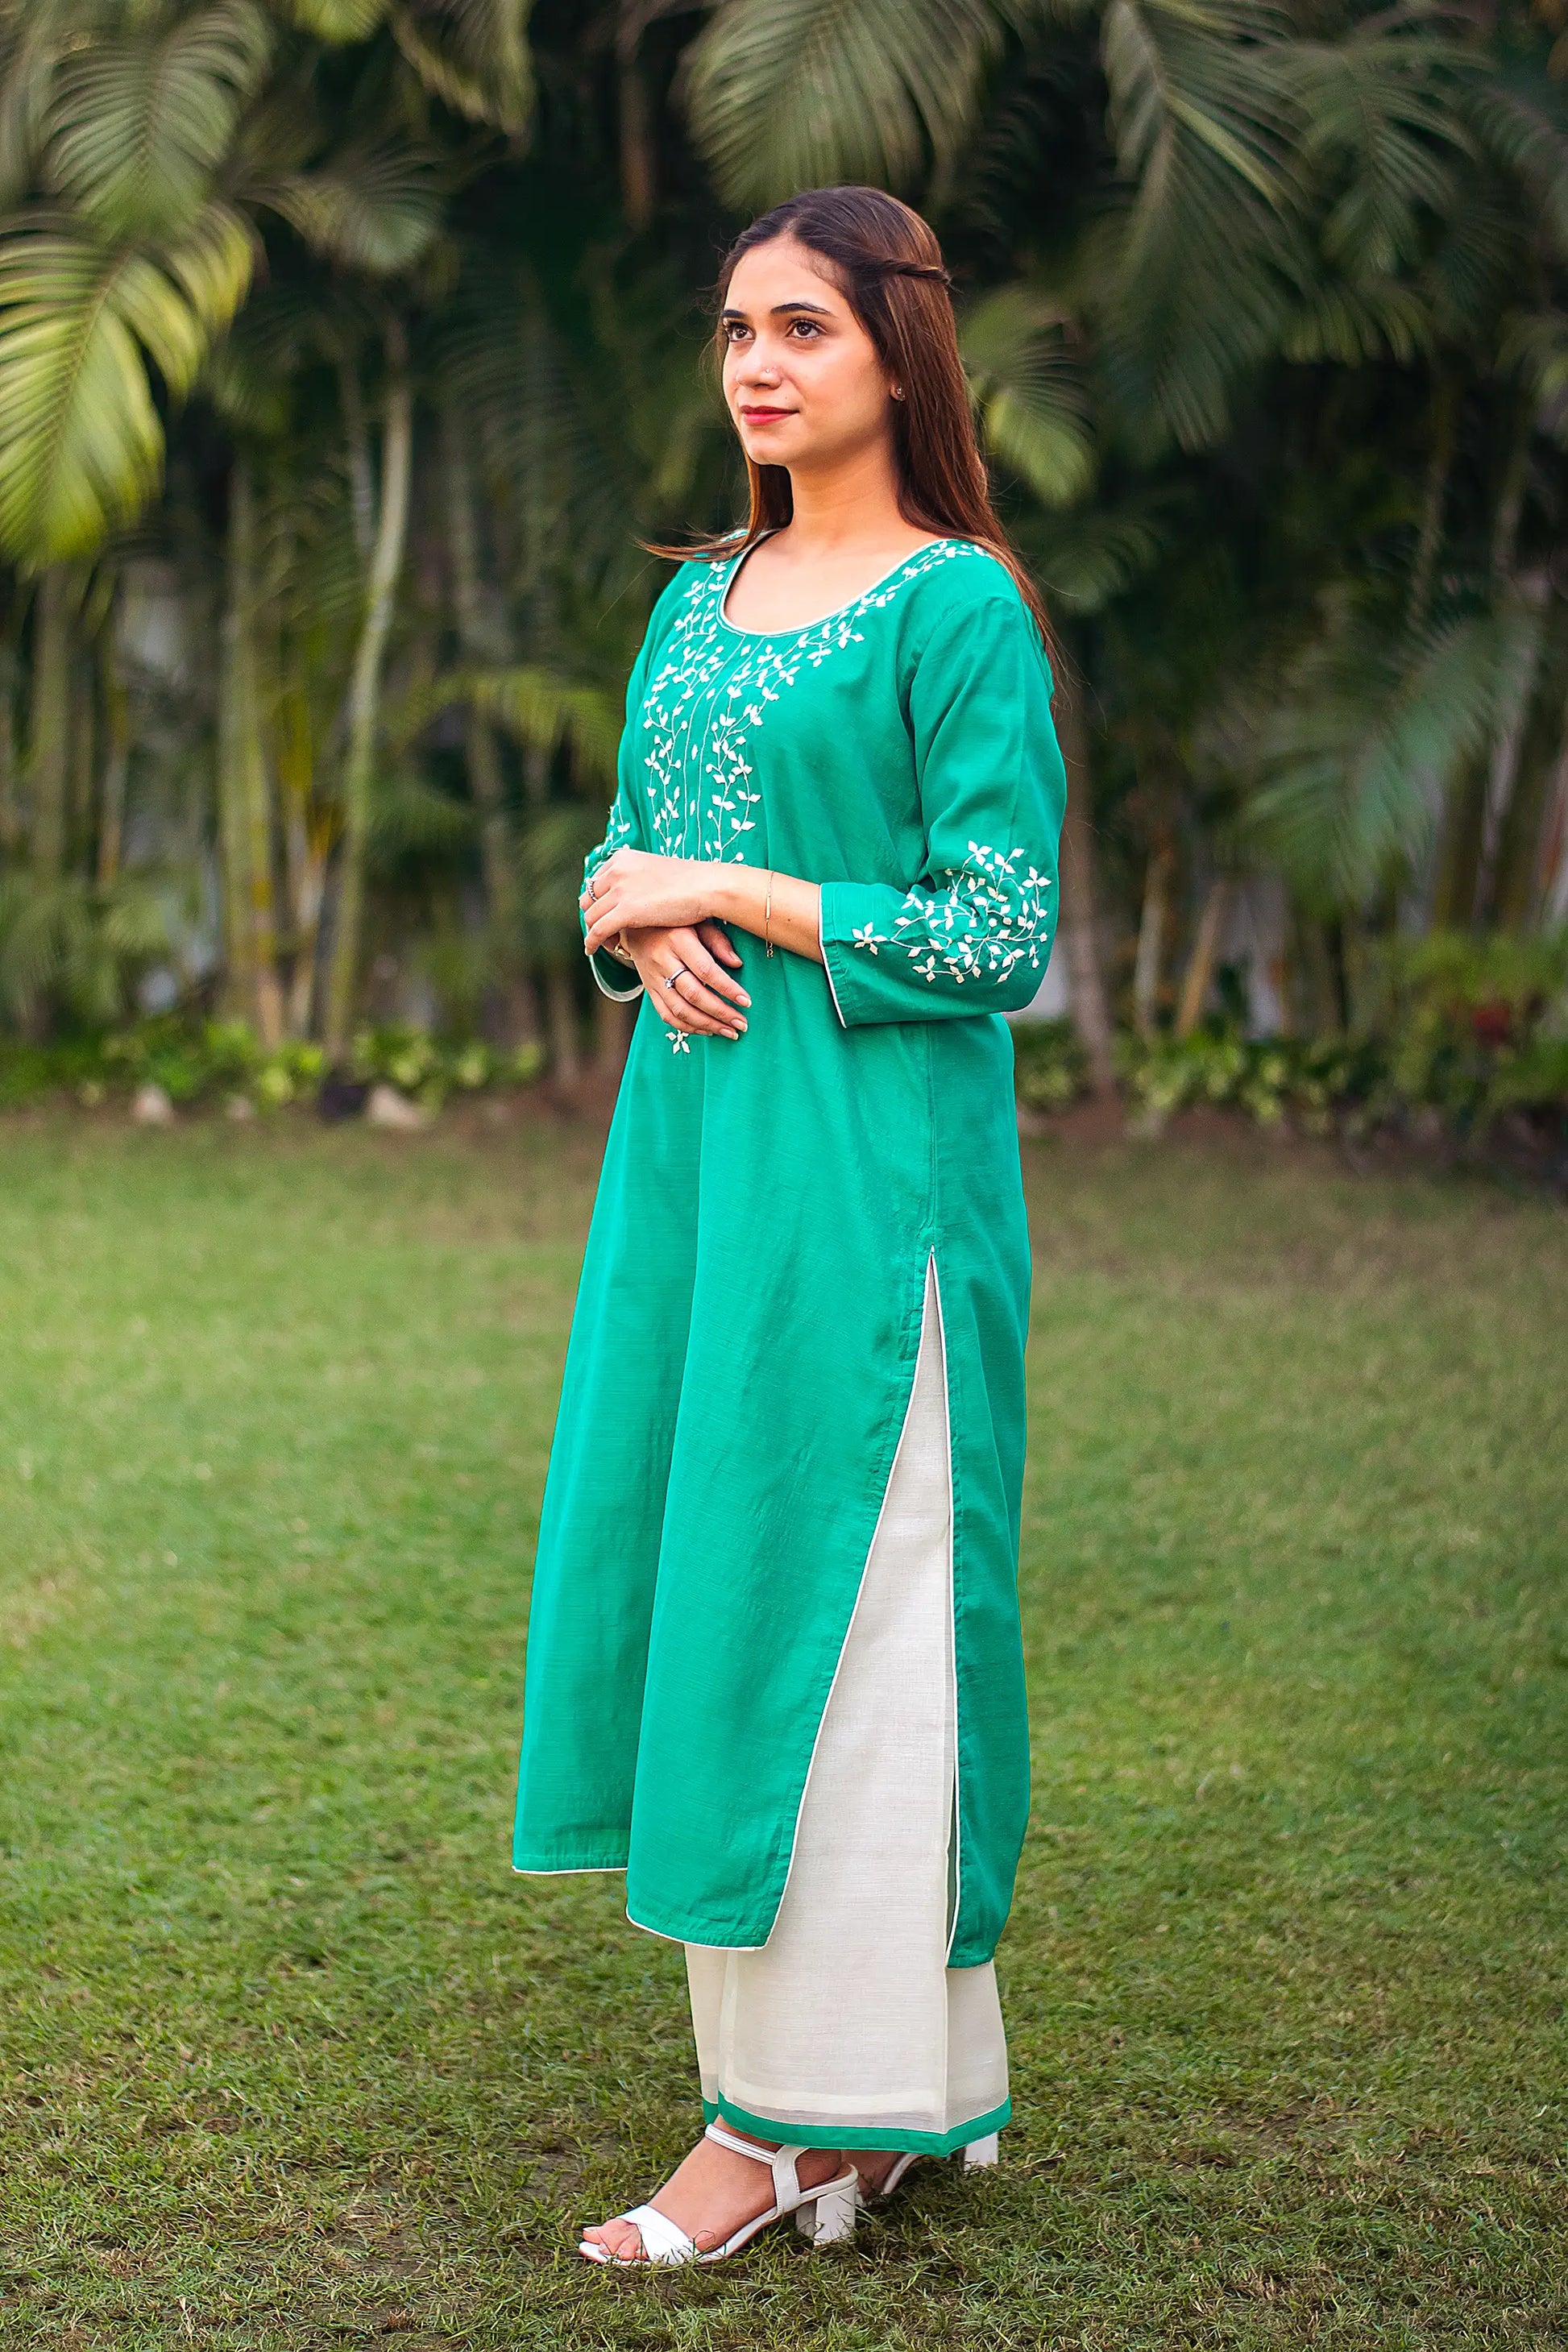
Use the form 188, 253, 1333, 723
781, 441, 911, 558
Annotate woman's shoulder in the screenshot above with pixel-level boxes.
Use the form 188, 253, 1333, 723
900, 537, 1031, 616
894, 540, 1045, 675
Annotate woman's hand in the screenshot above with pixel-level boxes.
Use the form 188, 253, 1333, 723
622, 921, 750, 1039
581, 850, 728, 956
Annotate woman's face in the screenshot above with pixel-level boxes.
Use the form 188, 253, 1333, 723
720, 235, 898, 477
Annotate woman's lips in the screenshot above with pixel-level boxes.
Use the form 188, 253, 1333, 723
740, 406, 794, 423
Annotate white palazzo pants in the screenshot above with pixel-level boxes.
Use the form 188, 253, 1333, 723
682, 1260, 1010, 2151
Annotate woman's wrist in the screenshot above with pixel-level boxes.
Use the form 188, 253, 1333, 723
708, 868, 761, 929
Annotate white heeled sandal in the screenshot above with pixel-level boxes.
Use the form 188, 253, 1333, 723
847, 2130, 999, 2213
578, 2120, 861, 2267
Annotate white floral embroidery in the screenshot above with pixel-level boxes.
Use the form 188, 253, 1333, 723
850, 842, 1053, 988
621, 539, 973, 869
664, 1027, 691, 1054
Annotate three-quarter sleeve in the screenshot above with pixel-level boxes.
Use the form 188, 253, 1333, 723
579, 587, 674, 1003
817, 588, 1066, 1029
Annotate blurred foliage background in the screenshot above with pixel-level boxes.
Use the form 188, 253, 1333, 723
1, 0, 1567, 1134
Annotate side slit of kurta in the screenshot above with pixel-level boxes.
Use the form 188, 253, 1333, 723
680, 1258, 1010, 2155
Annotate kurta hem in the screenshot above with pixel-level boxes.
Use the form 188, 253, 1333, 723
511, 1856, 626, 1876
703, 2095, 1011, 2158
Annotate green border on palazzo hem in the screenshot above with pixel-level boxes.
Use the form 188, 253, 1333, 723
701, 2094, 1010, 2157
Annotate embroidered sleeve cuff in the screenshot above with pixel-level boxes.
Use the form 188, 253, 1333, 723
819, 880, 905, 1029
819, 877, 1056, 1027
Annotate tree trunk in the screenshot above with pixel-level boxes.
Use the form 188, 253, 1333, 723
68, 649, 93, 870
96, 615, 128, 888
439, 395, 540, 1047
277, 662, 326, 1038
219, 459, 284, 1043
337, 351, 376, 569
1533, 701, 1568, 927
235, 464, 284, 1045
1132, 838, 1172, 1039
618, 48, 656, 230
1175, 877, 1233, 1038
325, 319, 414, 1060
1432, 753, 1487, 927
1053, 681, 1117, 1096
28, 566, 72, 879
1407, 371, 1456, 636
0, 645, 19, 857
1475, 571, 1549, 927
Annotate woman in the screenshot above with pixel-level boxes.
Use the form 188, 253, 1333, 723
512, 184, 1067, 2266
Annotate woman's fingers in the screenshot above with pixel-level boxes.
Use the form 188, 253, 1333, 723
676, 928, 750, 1009
647, 956, 743, 1038
582, 895, 624, 956
695, 918, 743, 968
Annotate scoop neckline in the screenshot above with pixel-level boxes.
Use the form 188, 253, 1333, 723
716, 534, 960, 638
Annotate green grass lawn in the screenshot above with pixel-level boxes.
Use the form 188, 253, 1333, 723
0, 1114, 1563, 2350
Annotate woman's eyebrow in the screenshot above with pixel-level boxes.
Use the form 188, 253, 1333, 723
720, 299, 835, 322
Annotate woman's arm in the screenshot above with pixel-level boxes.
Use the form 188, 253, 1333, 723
581, 853, 823, 965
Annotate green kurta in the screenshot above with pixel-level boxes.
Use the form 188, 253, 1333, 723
512, 538, 1066, 1967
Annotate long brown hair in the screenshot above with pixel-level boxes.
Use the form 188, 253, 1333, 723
652, 185, 1055, 658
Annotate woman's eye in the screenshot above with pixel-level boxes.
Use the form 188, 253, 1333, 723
787, 320, 822, 339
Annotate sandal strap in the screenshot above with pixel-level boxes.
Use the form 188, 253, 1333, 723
703, 2119, 807, 2207
614, 2203, 696, 2264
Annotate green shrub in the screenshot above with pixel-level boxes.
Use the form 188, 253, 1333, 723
1010, 1018, 1088, 1110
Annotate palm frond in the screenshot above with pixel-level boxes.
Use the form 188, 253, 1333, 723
1096, 0, 1306, 452
263, 143, 443, 274
392, 665, 622, 783
46, 2, 274, 241
0, 869, 171, 1023
1281, 276, 1432, 366
960, 284, 1095, 508
391, 0, 533, 135
1247, 602, 1543, 906
684, 0, 1007, 207
1016, 496, 1168, 615
280, 0, 392, 39
0, 0, 73, 211
368, 767, 475, 856
1287, 15, 1478, 281
1466, 44, 1568, 262
0, 205, 255, 562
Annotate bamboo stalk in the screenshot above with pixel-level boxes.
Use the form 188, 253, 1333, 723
1175, 877, 1233, 1039
1132, 839, 1172, 1040
440, 395, 540, 1047
231, 462, 285, 1047
96, 612, 127, 888
0, 645, 19, 857
28, 567, 71, 880
325, 317, 414, 1059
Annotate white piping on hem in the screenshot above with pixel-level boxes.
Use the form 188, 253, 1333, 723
818, 894, 850, 1030
587, 952, 645, 1004
512, 1861, 624, 1877
927, 1253, 964, 1964
626, 1910, 766, 1952
763, 1250, 951, 1949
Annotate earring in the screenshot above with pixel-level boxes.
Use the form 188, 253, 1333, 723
891, 385, 904, 400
